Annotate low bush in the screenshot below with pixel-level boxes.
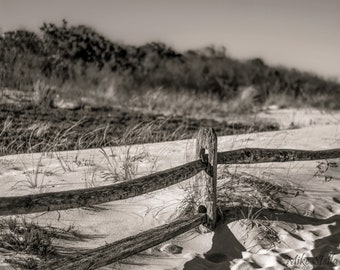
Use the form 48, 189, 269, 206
1, 20, 339, 112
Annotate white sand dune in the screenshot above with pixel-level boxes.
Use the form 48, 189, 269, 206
257, 107, 340, 129
1, 122, 340, 269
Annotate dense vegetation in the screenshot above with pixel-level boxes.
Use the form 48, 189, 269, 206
1, 20, 339, 110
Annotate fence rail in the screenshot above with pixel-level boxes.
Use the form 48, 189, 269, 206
1, 128, 340, 269
0, 160, 205, 216
2, 148, 339, 216
39, 214, 205, 270
216, 147, 340, 164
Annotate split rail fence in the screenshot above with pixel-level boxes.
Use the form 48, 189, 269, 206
1, 128, 340, 269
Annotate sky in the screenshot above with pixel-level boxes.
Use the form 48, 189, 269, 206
0, 0, 339, 80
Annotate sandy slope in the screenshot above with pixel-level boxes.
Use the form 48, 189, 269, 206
1, 123, 340, 269
257, 107, 340, 129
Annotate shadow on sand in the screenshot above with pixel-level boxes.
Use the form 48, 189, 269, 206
184, 206, 340, 270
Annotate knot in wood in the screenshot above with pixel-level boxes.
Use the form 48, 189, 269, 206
198, 205, 207, 214
244, 149, 252, 158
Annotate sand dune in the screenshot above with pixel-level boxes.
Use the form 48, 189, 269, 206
0, 123, 340, 269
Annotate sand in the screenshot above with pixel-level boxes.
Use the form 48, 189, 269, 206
257, 107, 340, 129
0, 113, 340, 269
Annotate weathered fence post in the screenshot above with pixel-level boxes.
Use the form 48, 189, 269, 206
194, 127, 217, 230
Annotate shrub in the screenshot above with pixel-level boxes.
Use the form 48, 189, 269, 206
1, 20, 339, 110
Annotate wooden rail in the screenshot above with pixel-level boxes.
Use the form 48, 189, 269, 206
0, 160, 205, 216
39, 214, 206, 270
216, 147, 340, 164
2, 147, 339, 217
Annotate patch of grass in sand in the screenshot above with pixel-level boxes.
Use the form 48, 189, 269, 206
0, 217, 94, 269
0, 98, 279, 158
98, 125, 161, 184
176, 181, 200, 219
0, 218, 56, 259
99, 146, 148, 183
217, 167, 303, 249
5, 119, 178, 196
10, 153, 49, 193
0, 117, 95, 156
176, 164, 302, 247
239, 209, 282, 250
216, 168, 293, 209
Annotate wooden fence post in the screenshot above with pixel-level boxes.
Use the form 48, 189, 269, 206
195, 127, 217, 230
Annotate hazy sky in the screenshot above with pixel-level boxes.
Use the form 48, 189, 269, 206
0, 0, 339, 79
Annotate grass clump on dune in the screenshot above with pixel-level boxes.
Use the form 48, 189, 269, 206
0, 217, 94, 269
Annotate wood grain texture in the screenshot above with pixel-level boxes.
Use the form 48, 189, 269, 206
0, 160, 205, 216
39, 214, 206, 270
195, 128, 217, 229
216, 148, 340, 164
